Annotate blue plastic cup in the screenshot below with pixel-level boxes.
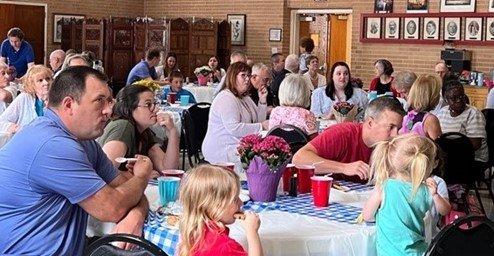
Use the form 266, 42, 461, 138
158, 177, 181, 207
180, 95, 190, 106
368, 91, 378, 101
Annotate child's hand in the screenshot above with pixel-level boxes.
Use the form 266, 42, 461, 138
241, 211, 260, 234
426, 177, 438, 196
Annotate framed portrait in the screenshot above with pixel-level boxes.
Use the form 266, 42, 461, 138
464, 17, 482, 41
423, 17, 440, 40
366, 17, 381, 39
444, 17, 461, 40
440, 0, 476, 13
374, 0, 393, 13
53, 13, 85, 43
404, 17, 419, 39
490, 0, 494, 12
385, 18, 400, 39
269, 28, 282, 42
486, 18, 494, 40
407, 0, 429, 13
227, 14, 246, 46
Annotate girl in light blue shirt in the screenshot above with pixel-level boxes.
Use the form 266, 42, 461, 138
363, 134, 451, 256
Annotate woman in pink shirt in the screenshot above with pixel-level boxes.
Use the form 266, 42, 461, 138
269, 74, 317, 136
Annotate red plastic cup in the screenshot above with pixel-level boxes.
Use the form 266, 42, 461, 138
282, 164, 296, 192
215, 162, 235, 172
162, 169, 184, 178
296, 165, 315, 193
311, 176, 333, 207
167, 92, 177, 104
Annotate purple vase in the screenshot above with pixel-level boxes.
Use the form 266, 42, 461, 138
245, 156, 287, 202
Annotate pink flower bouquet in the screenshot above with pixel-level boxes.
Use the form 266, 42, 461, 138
332, 101, 357, 123
237, 134, 292, 202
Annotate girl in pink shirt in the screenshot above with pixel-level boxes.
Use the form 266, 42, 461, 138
178, 165, 264, 256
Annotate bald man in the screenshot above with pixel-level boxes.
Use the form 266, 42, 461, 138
435, 61, 449, 79
49, 49, 66, 75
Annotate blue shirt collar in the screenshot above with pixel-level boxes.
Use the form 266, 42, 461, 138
44, 108, 77, 139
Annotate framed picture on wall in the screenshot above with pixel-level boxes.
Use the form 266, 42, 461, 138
464, 17, 482, 41
407, 0, 428, 13
366, 17, 381, 39
444, 17, 461, 40
227, 14, 246, 46
423, 17, 440, 40
269, 28, 282, 42
440, 0, 476, 13
374, 0, 393, 13
385, 17, 400, 39
404, 17, 419, 39
53, 13, 85, 43
486, 18, 494, 40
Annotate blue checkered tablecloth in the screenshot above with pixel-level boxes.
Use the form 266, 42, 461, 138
144, 211, 179, 256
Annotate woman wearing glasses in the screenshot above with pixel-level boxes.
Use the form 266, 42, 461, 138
97, 84, 180, 175
202, 62, 269, 171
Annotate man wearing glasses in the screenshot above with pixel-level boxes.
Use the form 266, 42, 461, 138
250, 63, 274, 115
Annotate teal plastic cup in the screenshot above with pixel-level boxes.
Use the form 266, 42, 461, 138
180, 95, 190, 106
158, 176, 181, 207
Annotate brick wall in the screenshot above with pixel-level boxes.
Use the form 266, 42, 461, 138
144, 0, 285, 67
10, 0, 143, 63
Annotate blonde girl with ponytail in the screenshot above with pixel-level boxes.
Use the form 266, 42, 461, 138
362, 134, 450, 256
178, 165, 263, 256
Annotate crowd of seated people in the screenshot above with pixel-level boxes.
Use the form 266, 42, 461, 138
1, 28, 494, 256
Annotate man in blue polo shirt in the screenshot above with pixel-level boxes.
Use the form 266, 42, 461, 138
0, 66, 152, 255
126, 46, 162, 85
0, 27, 35, 78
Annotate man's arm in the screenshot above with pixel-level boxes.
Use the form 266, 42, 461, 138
79, 156, 152, 223
292, 143, 369, 179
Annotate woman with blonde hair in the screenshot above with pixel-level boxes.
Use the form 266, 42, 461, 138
0, 65, 52, 134
399, 74, 442, 140
363, 134, 450, 256
178, 165, 263, 256
269, 74, 317, 136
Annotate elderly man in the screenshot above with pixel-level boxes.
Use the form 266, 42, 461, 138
393, 70, 417, 110
0, 66, 151, 255
435, 61, 449, 79
49, 49, 66, 75
285, 54, 300, 74
126, 46, 162, 85
250, 63, 274, 107
270, 53, 289, 106
0, 28, 34, 78
293, 96, 405, 180
0, 62, 18, 114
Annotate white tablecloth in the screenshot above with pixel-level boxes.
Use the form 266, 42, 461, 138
183, 83, 217, 103
228, 189, 376, 256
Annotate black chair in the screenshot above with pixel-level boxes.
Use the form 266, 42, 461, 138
181, 102, 211, 169
266, 124, 310, 154
85, 233, 168, 256
425, 214, 494, 256
480, 108, 494, 206
436, 132, 485, 213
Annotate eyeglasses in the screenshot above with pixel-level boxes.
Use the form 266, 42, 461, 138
239, 73, 251, 80
445, 94, 466, 103
95, 97, 115, 109
137, 100, 160, 111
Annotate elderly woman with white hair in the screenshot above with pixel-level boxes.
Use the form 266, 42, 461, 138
269, 74, 317, 136
285, 54, 300, 74
55, 54, 91, 77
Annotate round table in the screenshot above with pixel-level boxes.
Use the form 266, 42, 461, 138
183, 83, 218, 103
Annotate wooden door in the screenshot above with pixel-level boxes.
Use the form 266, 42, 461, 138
170, 18, 190, 77
0, 3, 45, 64
133, 20, 147, 63
217, 20, 230, 70
147, 19, 167, 49
105, 18, 134, 91
82, 18, 105, 60
61, 18, 83, 52
328, 14, 348, 68
299, 21, 310, 42
190, 19, 217, 75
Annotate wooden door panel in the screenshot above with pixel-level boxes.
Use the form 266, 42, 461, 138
217, 20, 230, 70
329, 14, 348, 68
170, 18, 190, 76
134, 21, 146, 63
82, 18, 104, 60
190, 19, 216, 75
105, 18, 134, 89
